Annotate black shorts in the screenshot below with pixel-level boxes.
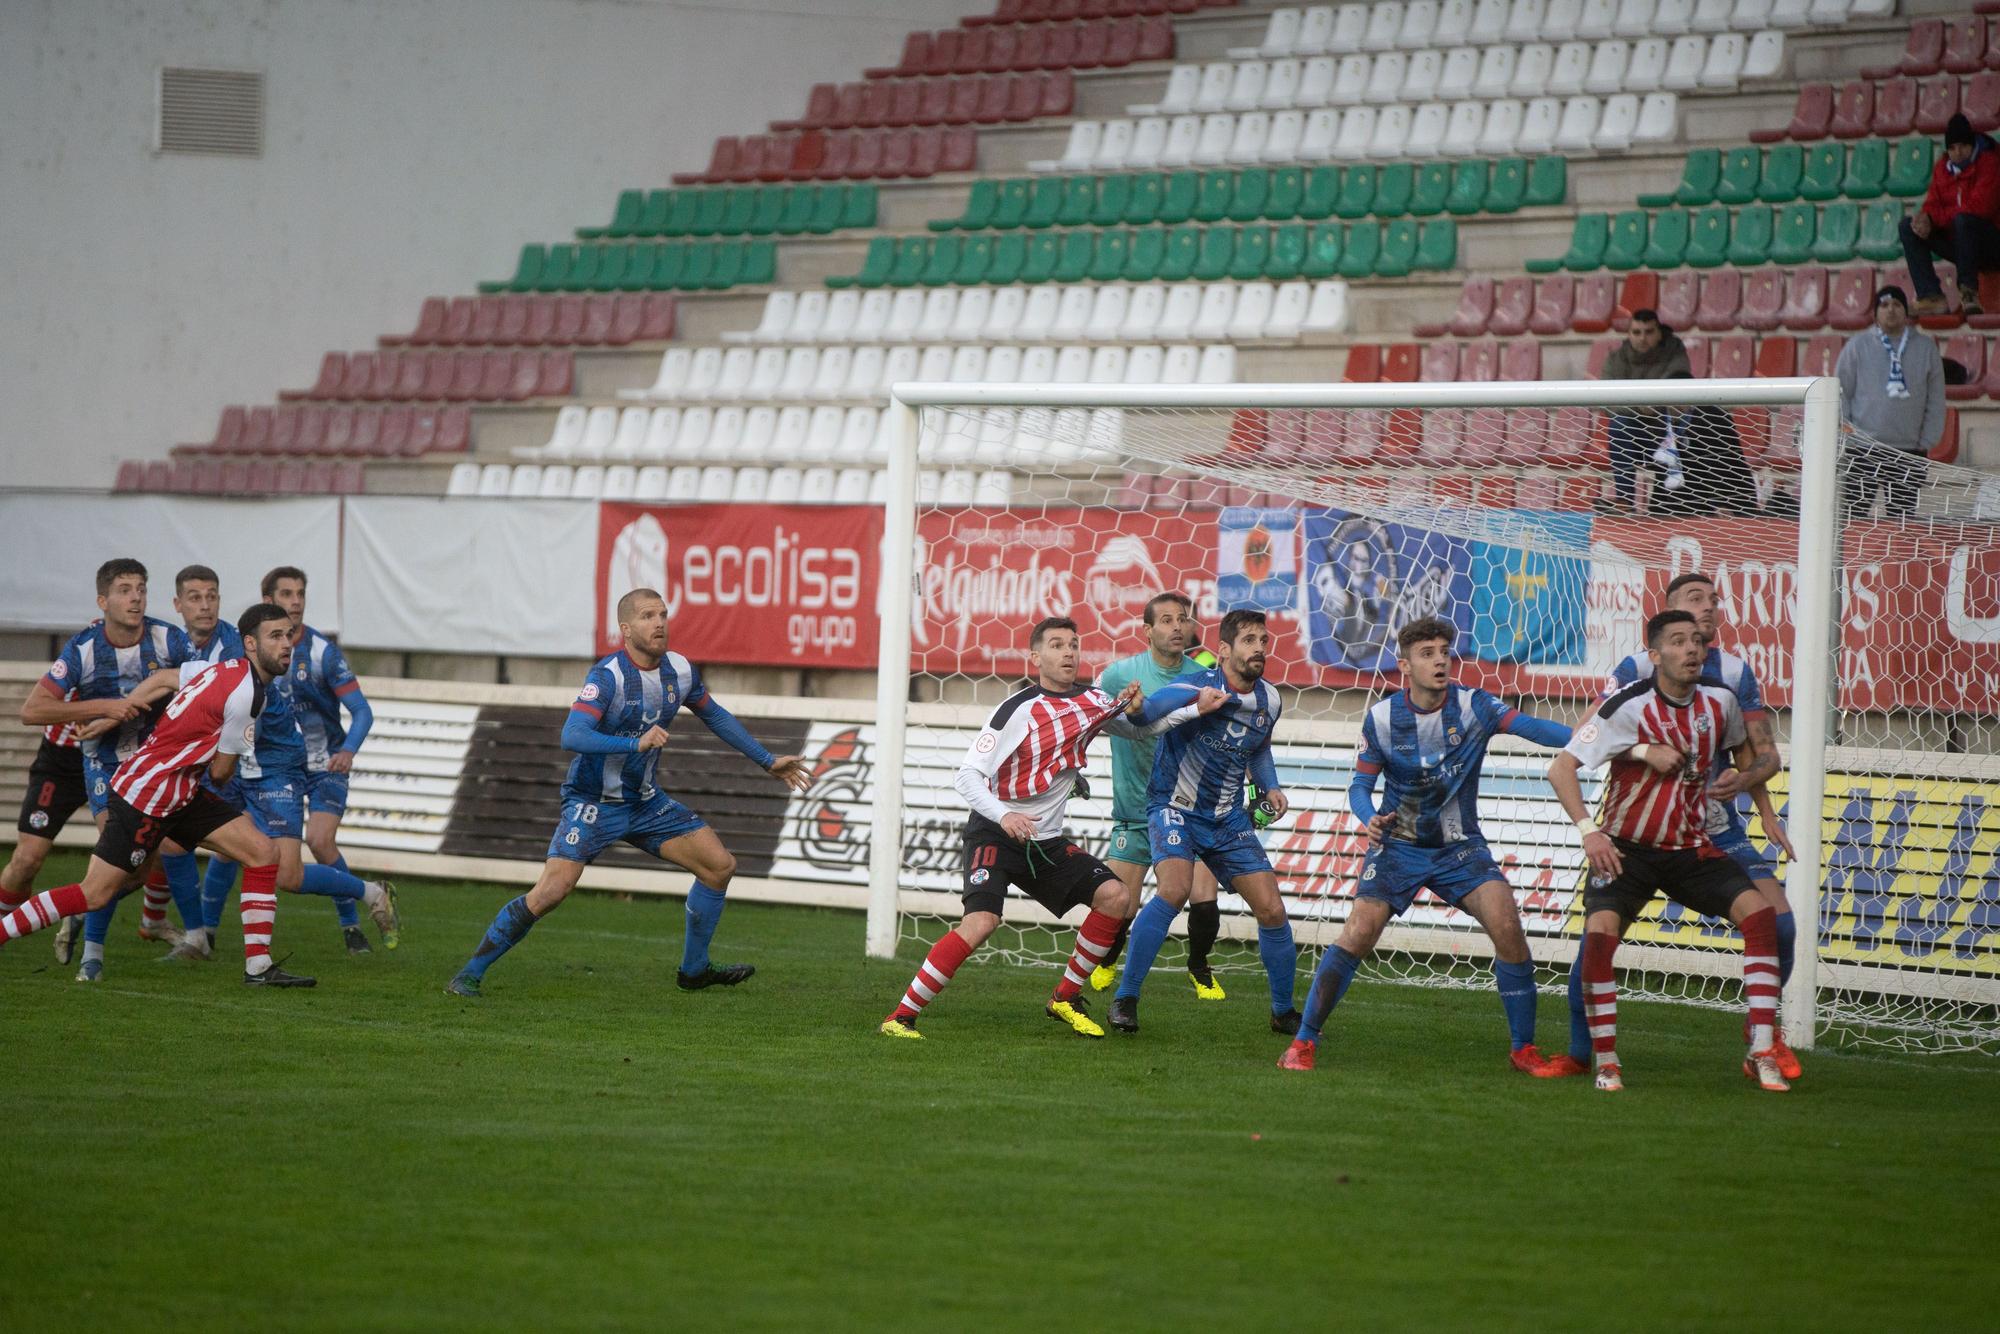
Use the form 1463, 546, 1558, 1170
93, 790, 244, 875
16, 740, 87, 839
1583, 838, 1756, 926
961, 815, 1119, 919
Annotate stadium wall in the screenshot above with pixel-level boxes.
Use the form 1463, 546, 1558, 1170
0, 0, 985, 490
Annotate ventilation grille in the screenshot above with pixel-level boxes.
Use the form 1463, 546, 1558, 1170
157, 67, 263, 156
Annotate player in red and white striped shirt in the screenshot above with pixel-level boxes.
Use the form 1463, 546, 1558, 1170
879, 616, 1223, 1040
0, 689, 102, 915
1546, 609, 1791, 1093
0, 604, 318, 987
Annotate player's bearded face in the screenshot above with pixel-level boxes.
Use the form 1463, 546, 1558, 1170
252, 623, 293, 676
624, 599, 669, 656
1226, 626, 1269, 681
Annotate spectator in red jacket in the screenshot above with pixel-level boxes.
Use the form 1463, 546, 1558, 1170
1903, 114, 2000, 317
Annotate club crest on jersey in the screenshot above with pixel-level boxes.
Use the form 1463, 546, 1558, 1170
1255, 712, 1268, 729
93, 780, 106, 796
27, 812, 46, 830
129, 850, 145, 867
1693, 714, 1712, 735
974, 733, 997, 753
565, 829, 580, 846
969, 868, 989, 885
579, 683, 601, 702
48, 660, 68, 680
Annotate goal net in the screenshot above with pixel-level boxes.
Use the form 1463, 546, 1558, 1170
863, 379, 2000, 1055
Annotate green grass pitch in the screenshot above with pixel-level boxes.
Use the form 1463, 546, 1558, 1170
3, 852, 1995, 1332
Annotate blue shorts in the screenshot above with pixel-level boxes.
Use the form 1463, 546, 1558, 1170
1712, 826, 1778, 883
1149, 805, 1273, 884
83, 752, 118, 818
301, 768, 350, 819
546, 792, 708, 863
239, 775, 306, 841
1356, 838, 1506, 916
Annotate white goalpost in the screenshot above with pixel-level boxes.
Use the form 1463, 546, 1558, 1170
865, 376, 2000, 1055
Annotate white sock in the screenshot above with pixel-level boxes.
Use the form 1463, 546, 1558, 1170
82, 940, 106, 966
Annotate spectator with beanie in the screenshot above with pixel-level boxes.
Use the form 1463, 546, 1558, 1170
1598, 308, 1691, 514
1902, 113, 2000, 317
1835, 285, 1945, 518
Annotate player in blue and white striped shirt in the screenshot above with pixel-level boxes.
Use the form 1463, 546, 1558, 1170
446, 587, 811, 998
1280, 616, 1575, 1075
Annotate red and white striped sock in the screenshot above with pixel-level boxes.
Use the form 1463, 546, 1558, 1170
1583, 931, 1620, 1068
1739, 907, 1780, 1052
890, 930, 975, 1023
1053, 910, 1122, 1002
240, 864, 279, 975
1, 884, 88, 941
140, 869, 172, 931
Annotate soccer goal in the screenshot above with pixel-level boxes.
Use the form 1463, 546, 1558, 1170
863, 376, 2000, 1056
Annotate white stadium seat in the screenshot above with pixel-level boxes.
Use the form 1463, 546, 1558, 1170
702, 407, 744, 462
1262, 110, 1306, 162
1477, 97, 1524, 154
1635, 91, 1678, 142
1654, 0, 1696, 31
1304, 280, 1349, 333
676, 406, 714, 459
1226, 111, 1272, 162
570, 465, 605, 500
446, 462, 480, 496
1228, 282, 1277, 342
1298, 57, 1337, 106
843, 290, 886, 344
1473, 45, 1517, 98
1408, 101, 1450, 155
642, 406, 679, 460
1434, 0, 1475, 43
633, 465, 668, 500
809, 347, 851, 401
608, 407, 649, 459
601, 465, 636, 499
507, 464, 542, 498
982, 287, 1026, 342
1331, 54, 1370, 105
949, 288, 992, 343
1441, 100, 1485, 156
1194, 62, 1235, 113
985, 345, 1022, 383
1662, 35, 1706, 88
1297, 5, 1338, 55
1506, 0, 1547, 41
1331, 4, 1370, 50
1196, 346, 1237, 384
1510, 44, 1554, 98
1401, 48, 1443, 101
1300, 108, 1340, 157
1585, 39, 1629, 94
1553, 94, 1601, 150
622, 347, 689, 401
1399, 0, 1441, 46
524, 404, 586, 459
1335, 106, 1376, 158
1548, 41, 1591, 95
1225, 61, 1269, 112
728, 290, 794, 344
1087, 347, 1128, 384
1158, 284, 1202, 342
1364, 1, 1404, 50
1191, 114, 1235, 165
1743, 30, 1784, 78
1192, 283, 1238, 341
1367, 52, 1407, 103
1085, 286, 1129, 341
1125, 344, 1166, 383
1051, 285, 1095, 343
1700, 31, 1747, 88
1370, 103, 1412, 156
1542, 0, 1585, 38
844, 347, 885, 398
1516, 96, 1562, 152
1626, 38, 1669, 91
1261, 58, 1303, 110
1265, 281, 1312, 340
1470, 0, 1510, 43
1128, 117, 1169, 169
536, 463, 573, 499
1158, 115, 1203, 168
766, 465, 802, 503
695, 466, 732, 501
1122, 284, 1167, 341
1092, 118, 1136, 170
740, 406, 778, 461
1140, 64, 1201, 116
576, 407, 617, 459
730, 466, 767, 502
664, 465, 700, 500
1615, 0, 1658, 35
1690, 0, 1733, 29
1594, 92, 1638, 148
1578, 0, 1620, 37
477, 464, 510, 497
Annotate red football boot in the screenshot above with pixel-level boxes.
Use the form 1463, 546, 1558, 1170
1277, 1038, 1316, 1071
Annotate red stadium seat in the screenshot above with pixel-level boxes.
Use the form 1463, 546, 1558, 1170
957, 26, 992, 74
1420, 341, 1460, 381
1683, 336, 1710, 377
550, 295, 584, 344
1915, 75, 1961, 134
1261, 408, 1306, 461
848, 130, 886, 179
1299, 408, 1345, 466
886, 80, 921, 128
323, 405, 356, 454
393, 351, 429, 398
387, 298, 446, 347
1827, 81, 1872, 139
1610, 273, 1658, 332
944, 78, 982, 124
1568, 274, 1616, 334
379, 406, 413, 456
1799, 332, 1843, 377
482, 295, 519, 344
244, 460, 277, 494
1419, 408, 1464, 462
1694, 269, 1742, 332
295, 404, 328, 455
605, 293, 643, 345
1525, 275, 1574, 336
783, 83, 839, 131
446, 352, 483, 401
1014, 24, 1048, 71
858, 81, 894, 129
191, 460, 224, 494
1459, 338, 1499, 381
1980, 340, 2000, 397
1501, 408, 1550, 466
1383, 342, 1421, 382
915, 78, 951, 126
328, 461, 366, 495
1487, 275, 1535, 336
272, 406, 302, 454
927, 29, 962, 76
1342, 344, 1381, 382
996, 74, 1034, 121
985, 25, 1019, 72
881, 34, 929, 80
302, 351, 347, 400
908, 127, 945, 177
829, 83, 866, 130
1547, 406, 1596, 464
1137, 15, 1174, 61
1585, 336, 1621, 377
1500, 337, 1541, 381
1075, 18, 1110, 67
505, 350, 542, 400
298, 460, 330, 492
436, 296, 475, 344
1861, 19, 1942, 79
940, 126, 977, 172
1709, 335, 1753, 378
1042, 22, 1079, 69
1039, 69, 1076, 116
210, 406, 247, 454
1871, 77, 1918, 137
1944, 17, 1988, 75
1415, 276, 1489, 337
241, 406, 274, 452
350, 408, 384, 456
216, 460, 246, 494
879, 128, 916, 177
1751, 84, 1831, 143
113, 461, 145, 492
1779, 266, 1827, 331
1753, 335, 1796, 376
537, 350, 574, 397
1656, 270, 1698, 331
1989, 14, 2000, 70
1738, 270, 1784, 332
1967, 70, 2000, 131
1944, 332, 1987, 398
637, 293, 677, 341
674, 138, 737, 185
1930, 408, 1960, 462
1105, 17, 1141, 66
1826, 264, 1875, 330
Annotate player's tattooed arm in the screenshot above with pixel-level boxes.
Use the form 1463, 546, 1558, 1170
1736, 713, 1783, 788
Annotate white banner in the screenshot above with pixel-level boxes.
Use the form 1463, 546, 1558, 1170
0, 495, 343, 633
340, 498, 597, 655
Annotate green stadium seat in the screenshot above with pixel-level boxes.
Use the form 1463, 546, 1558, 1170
1088, 229, 1131, 283
1300, 166, 1340, 220
987, 232, 1027, 284
692, 190, 729, 236
650, 242, 685, 291
1400, 164, 1448, 218
1757, 144, 1804, 204
1604, 210, 1648, 271
921, 234, 962, 286
481, 244, 543, 293
1639, 149, 1719, 208
704, 241, 744, 289
1812, 201, 1859, 263
1527, 214, 1606, 273
1024, 177, 1065, 229
840, 184, 878, 230
1229, 226, 1271, 280
719, 187, 758, 234
1523, 155, 1566, 207
590, 242, 630, 291
1716, 147, 1762, 206
1092, 175, 1132, 228
1799, 143, 1844, 203
834, 236, 893, 289
1123, 173, 1164, 226
678, 242, 714, 290
664, 191, 700, 237
1727, 205, 1774, 266
636, 190, 673, 237
888, 236, 932, 286
1229, 168, 1271, 222
954, 234, 994, 285
1841, 139, 1889, 200
1336, 165, 1377, 220
1158, 225, 1201, 281
1302, 222, 1342, 279
1057, 176, 1096, 228
538, 244, 581, 291
1686, 207, 1731, 267
1771, 202, 1817, 264
1267, 167, 1304, 221
806, 185, 845, 235
1415, 218, 1456, 271
580, 189, 643, 239
1022, 232, 1062, 283
1445, 161, 1489, 217
1338, 222, 1380, 278
932, 179, 997, 231
626, 242, 661, 290
1484, 157, 1527, 213
1376, 219, 1419, 277
1159, 171, 1200, 225
1192, 226, 1236, 280
1886, 137, 1931, 197
1857, 199, 1903, 260
1124, 226, 1166, 281
1376, 162, 1416, 217
1267, 223, 1307, 280
1644, 209, 1691, 269
1053, 229, 1094, 282
991, 179, 1032, 229
737, 239, 777, 287
1194, 171, 1234, 223
746, 187, 786, 236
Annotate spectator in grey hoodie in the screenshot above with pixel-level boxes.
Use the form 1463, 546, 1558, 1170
1834, 285, 1945, 518
1599, 309, 1691, 513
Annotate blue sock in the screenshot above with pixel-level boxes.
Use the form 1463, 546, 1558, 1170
328, 855, 361, 928
83, 900, 117, 946
460, 896, 538, 981
202, 857, 238, 932
1298, 944, 1360, 1043
1566, 945, 1589, 1064
1494, 958, 1538, 1051
679, 883, 727, 975
1774, 910, 1797, 987
1258, 922, 1297, 1016
298, 863, 367, 900
1113, 895, 1181, 1001
161, 852, 201, 931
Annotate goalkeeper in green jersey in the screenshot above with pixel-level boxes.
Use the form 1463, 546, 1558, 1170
1092, 593, 1229, 1001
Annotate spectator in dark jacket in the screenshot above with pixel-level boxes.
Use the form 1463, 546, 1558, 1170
1598, 308, 1691, 513
1649, 372, 1762, 518
1902, 113, 2000, 317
